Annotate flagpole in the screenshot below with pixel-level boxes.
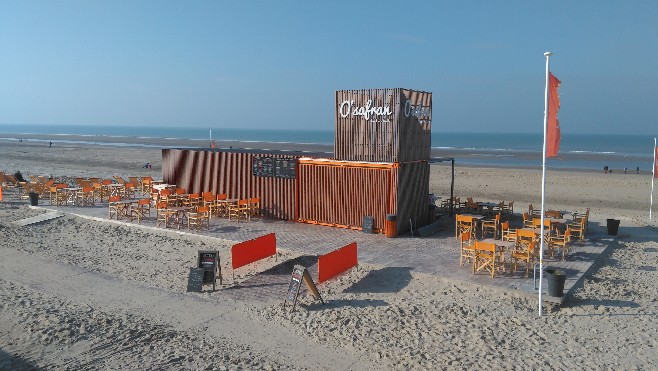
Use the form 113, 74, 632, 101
651, 137, 656, 221
538, 51, 552, 316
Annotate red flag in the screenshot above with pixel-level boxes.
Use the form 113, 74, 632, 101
654, 146, 658, 178
546, 72, 561, 158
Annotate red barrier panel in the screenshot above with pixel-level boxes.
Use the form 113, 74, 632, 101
318, 242, 358, 283
231, 233, 276, 270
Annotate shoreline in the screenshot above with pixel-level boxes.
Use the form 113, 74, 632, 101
1, 133, 649, 173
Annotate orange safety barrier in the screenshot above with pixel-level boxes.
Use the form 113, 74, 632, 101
318, 242, 358, 283
231, 233, 276, 270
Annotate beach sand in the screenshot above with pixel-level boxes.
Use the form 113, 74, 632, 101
1, 138, 657, 369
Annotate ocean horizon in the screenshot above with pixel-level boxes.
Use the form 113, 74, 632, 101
0, 123, 655, 172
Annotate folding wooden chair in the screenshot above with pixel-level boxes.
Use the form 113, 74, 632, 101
500, 221, 517, 242
481, 213, 501, 239
473, 241, 503, 278
510, 239, 536, 278
188, 206, 210, 230
156, 201, 175, 228
548, 227, 571, 260
249, 197, 261, 218
455, 214, 475, 240
130, 198, 152, 223
459, 231, 475, 267
228, 199, 250, 222
76, 186, 95, 206
108, 196, 127, 219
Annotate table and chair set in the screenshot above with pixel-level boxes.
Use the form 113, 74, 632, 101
455, 200, 590, 279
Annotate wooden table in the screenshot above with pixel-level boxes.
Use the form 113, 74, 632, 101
62, 187, 82, 205
168, 206, 192, 229
215, 199, 238, 218
109, 199, 137, 220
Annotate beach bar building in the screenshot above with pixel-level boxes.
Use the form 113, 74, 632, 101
161, 88, 433, 236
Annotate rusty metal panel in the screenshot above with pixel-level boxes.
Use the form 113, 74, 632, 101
335, 88, 431, 163
297, 159, 393, 233
162, 149, 298, 220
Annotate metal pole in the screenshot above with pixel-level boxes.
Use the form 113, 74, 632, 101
450, 158, 455, 217
649, 138, 658, 220
538, 51, 552, 316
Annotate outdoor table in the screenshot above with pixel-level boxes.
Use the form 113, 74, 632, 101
152, 183, 175, 191
109, 199, 137, 220
480, 238, 516, 272
62, 187, 82, 205
168, 206, 192, 229
105, 184, 125, 198
216, 198, 238, 218
478, 202, 498, 215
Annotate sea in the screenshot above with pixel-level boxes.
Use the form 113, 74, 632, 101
0, 123, 655, 172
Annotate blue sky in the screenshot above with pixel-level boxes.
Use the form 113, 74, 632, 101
1, 1, 657, 135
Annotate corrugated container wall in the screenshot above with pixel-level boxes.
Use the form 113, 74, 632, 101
392, 161, 431, 233
335, 88, 432, 163
297, 160, 393, 232
296, 159, 430, 235
162, 149, 297, 220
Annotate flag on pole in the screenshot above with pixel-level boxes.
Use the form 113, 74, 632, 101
546, 72, 561, 158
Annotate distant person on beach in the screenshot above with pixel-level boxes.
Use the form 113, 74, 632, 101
49, 141, 52, 148
624, 167, 627, 174
604, 165, 609, 174
143, 162, 151, 169
637, 166, 640, 174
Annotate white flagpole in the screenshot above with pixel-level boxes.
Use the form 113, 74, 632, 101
651, 137, 656, 221
539, 51, 552, 316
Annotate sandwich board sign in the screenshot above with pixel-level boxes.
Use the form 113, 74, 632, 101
284, 265, 323, 312
187, 250, 222, 292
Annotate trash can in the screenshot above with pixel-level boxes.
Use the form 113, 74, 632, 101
28, 191, 39, 206
385, 214, 397, 238
545, 268, 566, 297
606, 219, 620, 236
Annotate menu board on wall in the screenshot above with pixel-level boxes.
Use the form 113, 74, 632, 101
253, 157, 296, 179
274, 158, 296, 179
252, 157, 274, 177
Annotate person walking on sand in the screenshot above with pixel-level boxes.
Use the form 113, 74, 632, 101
637, 166, 640, 174
49, 141, 52, 148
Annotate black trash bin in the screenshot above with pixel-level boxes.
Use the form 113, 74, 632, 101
606, 219, 620, 236
28, 191, 39, 206
545, 268, 566, 297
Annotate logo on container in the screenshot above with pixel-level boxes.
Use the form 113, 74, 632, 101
404, 100, 431, 119
339, 100, 392, 121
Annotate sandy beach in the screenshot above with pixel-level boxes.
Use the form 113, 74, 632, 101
1, 138, 657, 369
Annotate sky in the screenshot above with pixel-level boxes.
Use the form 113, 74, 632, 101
1, 1, 657, 135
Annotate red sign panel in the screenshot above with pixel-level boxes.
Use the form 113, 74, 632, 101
231, 233, 276, 270
318, 242, 358, 283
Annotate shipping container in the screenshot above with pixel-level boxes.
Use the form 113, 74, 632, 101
162, 148, 305, 220
297, 158, 430, 235
335, 88, 432, 163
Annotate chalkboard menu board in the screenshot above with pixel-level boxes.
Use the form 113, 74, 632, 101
186, 267, 205, 293
362, 216, 374, 234
274, 158, 296, 179
284, 265, 323, 313
252, 157, 274, 177
253, 156, 296, 179
195, 250, 222, 290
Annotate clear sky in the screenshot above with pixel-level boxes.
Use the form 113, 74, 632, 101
1, 1, 657, 135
